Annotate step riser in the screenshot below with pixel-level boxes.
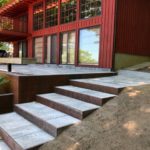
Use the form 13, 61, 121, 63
15, 106, 58, 137
70, 81, 122, 95
0, 128, 23, 150
37, 96, 94, 120
55, 88, 106, 106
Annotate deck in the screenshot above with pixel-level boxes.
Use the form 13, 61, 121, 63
0, 64, 112, 76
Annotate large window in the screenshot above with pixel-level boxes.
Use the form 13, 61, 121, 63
46, 34, 57, 64
33, 3, 44, 30
80, 0, 102, 19
46, 0, 58, 27
61, 0, 77, 24
61, 31, 76, 64
19, 41, 27, 58
79, 26, 100, 65
34, 37, 43, 63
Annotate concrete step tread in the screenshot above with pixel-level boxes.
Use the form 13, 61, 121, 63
0, 140, 11, 150
71, 78, 126, 88
15, 102, 80, 128
56, 85, 116, 98
37, 93, 100, 112
0, 112, 54, 149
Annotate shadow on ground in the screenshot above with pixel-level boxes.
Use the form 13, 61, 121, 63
39, 85, 150, 150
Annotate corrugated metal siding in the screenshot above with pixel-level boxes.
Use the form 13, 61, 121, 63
115, 0, 150, 56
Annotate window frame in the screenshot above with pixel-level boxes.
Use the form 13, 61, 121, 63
60, 0, 77, 24
78, 25, 101, 66
60, 30, 76, 65
45, 0, 58, 28
33, 2, 44, 31
80, 0, 102, 20
45, 34, 58, 64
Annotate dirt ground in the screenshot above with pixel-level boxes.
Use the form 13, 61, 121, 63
39, 84, 150, 150
138, 66, 150, 73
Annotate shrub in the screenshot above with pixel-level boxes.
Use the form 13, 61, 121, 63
0, 76, 10, 94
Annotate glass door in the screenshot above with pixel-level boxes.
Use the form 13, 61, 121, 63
61, 31, 75, 64
34, 37, 43, 63
19, 41, 27, 58
47, 34, 57, 64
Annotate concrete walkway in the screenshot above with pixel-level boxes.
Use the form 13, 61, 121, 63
72, 70, 150, 88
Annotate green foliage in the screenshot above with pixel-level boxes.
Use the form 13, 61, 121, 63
0, 76, 10, 94
0, 42, 10, 51
79, 49, 97, 64
0, 0, 9, 7
0, 76, 8, 85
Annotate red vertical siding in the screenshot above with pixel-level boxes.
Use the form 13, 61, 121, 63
100, 0, 116, 68
116, 0, 150, 56
28, 5, 33, 58
27, 0, 116, 68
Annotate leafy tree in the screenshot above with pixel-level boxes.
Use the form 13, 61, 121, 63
79, 49, 97, 64
0, 0, 9, 7
0, 42, 10, 51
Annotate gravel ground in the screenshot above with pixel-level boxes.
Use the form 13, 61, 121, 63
39, 84, 150, 150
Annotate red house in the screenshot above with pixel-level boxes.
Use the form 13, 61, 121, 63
0, 0, 150, 70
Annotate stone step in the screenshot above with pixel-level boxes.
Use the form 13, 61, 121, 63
15, 102, 80, 137
55, 85, 116, 106
0, 112, 54, 150
0, 140, 11, 150
70, 78, 126, 94
37, 93, 99, 120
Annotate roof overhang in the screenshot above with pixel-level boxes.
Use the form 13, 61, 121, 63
0, 29, 29, 42
0, 0, 34, 17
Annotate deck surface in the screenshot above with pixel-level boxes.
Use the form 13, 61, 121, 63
0, 64, 111, 75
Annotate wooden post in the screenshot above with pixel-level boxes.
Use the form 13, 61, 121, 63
7, 64, 12, 72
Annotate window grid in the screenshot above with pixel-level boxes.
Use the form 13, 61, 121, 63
80, 0, 102, 19
33, 3, 44, 30
61, 0, 77, 24
33, 0, 102, 30
46, 0, 58, 27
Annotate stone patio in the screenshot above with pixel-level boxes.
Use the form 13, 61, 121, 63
0, 64, 111, 76
72, 70, 150, 88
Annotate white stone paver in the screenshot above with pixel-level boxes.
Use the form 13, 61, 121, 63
0, 64, 111, 75
56, 85, 116, 98
0, 113, 54, 149
16, 102, 80, 128
38, 93, 100, 111
0, 141, 11, 150
72, 70, 150, 88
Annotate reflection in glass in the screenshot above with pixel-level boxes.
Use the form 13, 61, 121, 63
34, 37, 43, 63
33, 3, 44, 30
46, 0, 58, 27
61, 31, 75, 64
80, 0, 102, 19
47, 35, 57, 64
79, 26, 100, 65
61, 0, 77, 24
19, 41, 27, 58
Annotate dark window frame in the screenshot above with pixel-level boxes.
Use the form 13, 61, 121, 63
78, 25, 101, 65
45, 34, 57, 64
60, 30, 76, 64
60, 0, 77, 24
33, 2, 44, 31
80, 0, 102, 19
45, 0, 58, 27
